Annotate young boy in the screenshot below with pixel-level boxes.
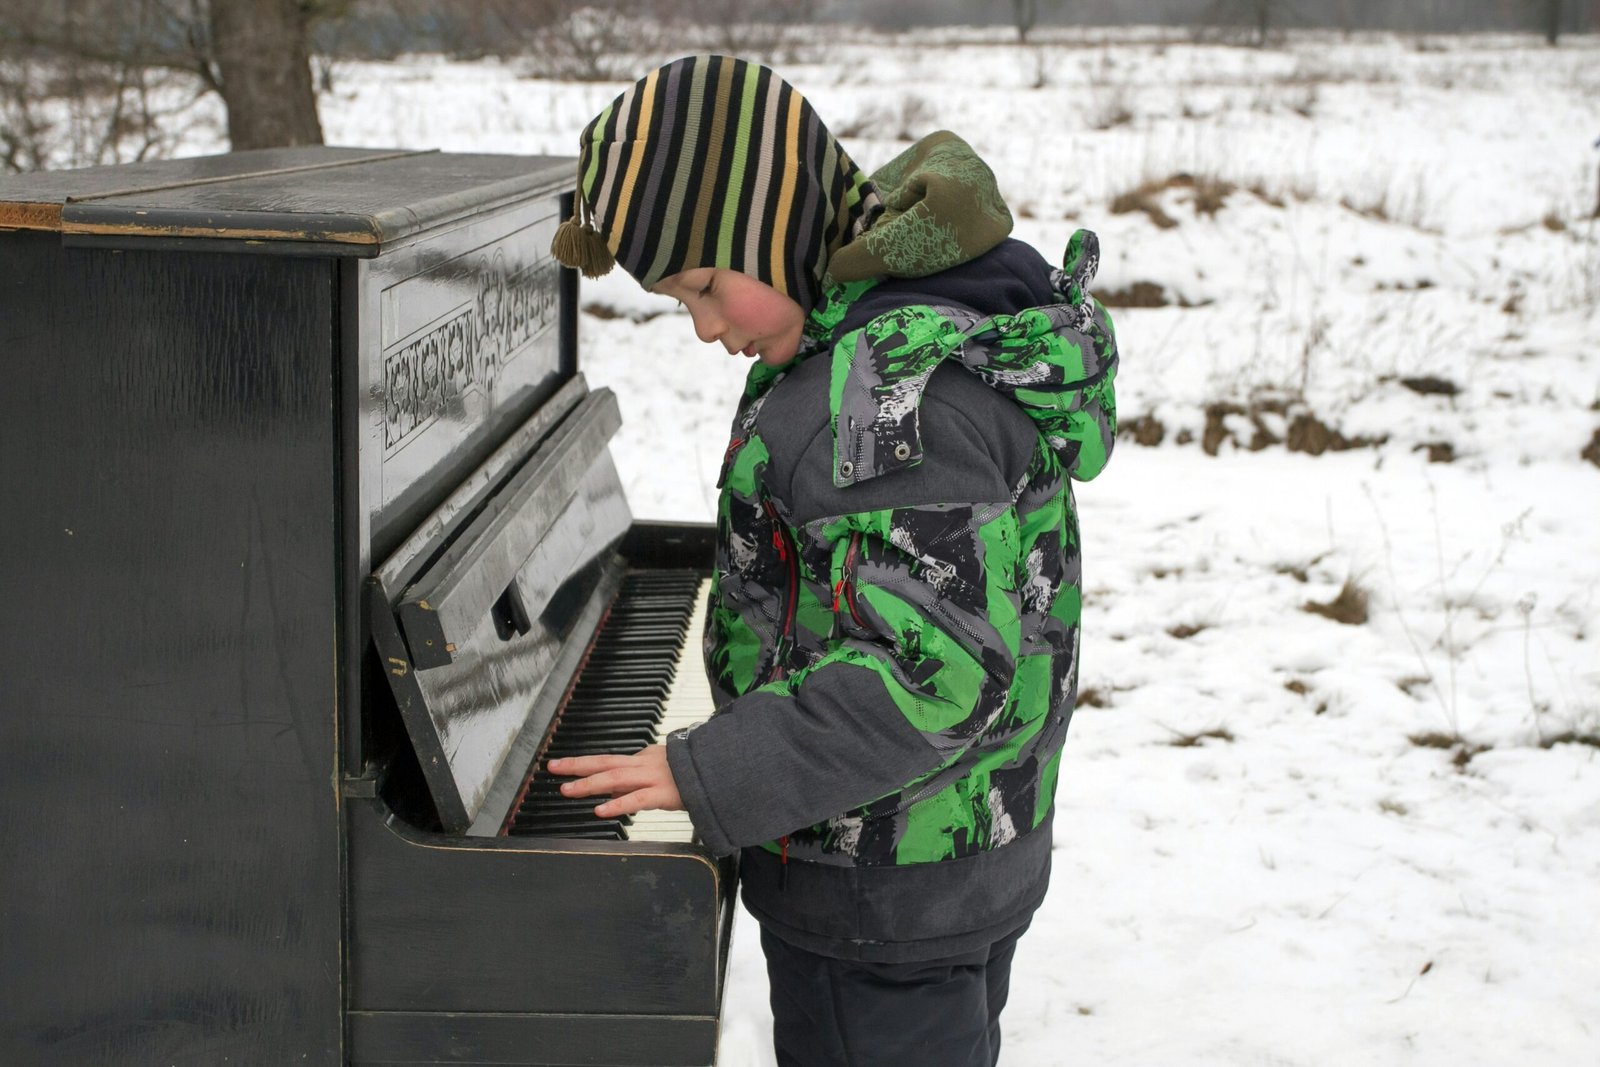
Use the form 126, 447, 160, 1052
548, 55, 1117, 1066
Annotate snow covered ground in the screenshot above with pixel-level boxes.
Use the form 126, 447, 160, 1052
306, 26, 1597, 1065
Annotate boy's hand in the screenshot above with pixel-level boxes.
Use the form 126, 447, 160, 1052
546, 744, 684, 819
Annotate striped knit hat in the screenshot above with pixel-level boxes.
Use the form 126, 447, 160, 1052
550, 55, 877, 311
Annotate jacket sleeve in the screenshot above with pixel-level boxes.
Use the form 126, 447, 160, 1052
666, 499, 1021, 858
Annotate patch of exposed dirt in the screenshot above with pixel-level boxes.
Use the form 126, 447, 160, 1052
1303, 580, 1370, 625
1127, 399, 1395, 458
1273, 553, 1327, 583
1582, 428, 1600, 470
1119, 413, 1166, 446
1099, 281, 1169, 307
1109, 173, 1238, 229
1202, 400, 1293, 455
1408, 731, 1491, 769
1098, 281, 1212, 309
1542, 731, 1600, 750
1397, 675, 1433, 698
1077, 687, 1111, 708
1283, 412, 1387, 456
582, 301, 665, 324
1397, 375, 1459, 397
1168, 727, 1235, 747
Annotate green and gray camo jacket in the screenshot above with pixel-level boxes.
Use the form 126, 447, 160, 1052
664, 232, 1118, 961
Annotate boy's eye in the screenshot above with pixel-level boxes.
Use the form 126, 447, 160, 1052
699, 276, 714, 297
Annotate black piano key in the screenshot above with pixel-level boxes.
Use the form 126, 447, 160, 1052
564, 690, 668, 702
544, 742, 651, 759
512, 819, 627, 838
554, 710, 663, 726
544, 735, 657, 753
557, 707, 664, 724
574, 661, 680, 678
563, 696, 663, 708
547, 722, 655, 739
544, 735, 652, 753
589, 635, 686, 649
563, 682, 672, 699
571, 684, 671, 699
547, 721, 659, 739
557, 698, 664, 712
518, 806, 630, 825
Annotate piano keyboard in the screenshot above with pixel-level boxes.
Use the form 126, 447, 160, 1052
504, 571, 715, 842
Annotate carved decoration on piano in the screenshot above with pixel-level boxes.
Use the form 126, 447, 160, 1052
383, 247, 562, 453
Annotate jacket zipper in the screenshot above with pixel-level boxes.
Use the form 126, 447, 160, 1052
831, 531, 866, 628
763, 499, 800, 681
764, 497, 801, 893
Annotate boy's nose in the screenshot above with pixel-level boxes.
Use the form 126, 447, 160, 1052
690, 308, 724, 346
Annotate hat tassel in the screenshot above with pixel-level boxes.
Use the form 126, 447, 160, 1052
552, 215, 615, 279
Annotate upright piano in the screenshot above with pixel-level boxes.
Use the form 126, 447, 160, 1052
0, 148, 733, 1066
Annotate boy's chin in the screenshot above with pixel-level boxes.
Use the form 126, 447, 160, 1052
756, 343, 801, 368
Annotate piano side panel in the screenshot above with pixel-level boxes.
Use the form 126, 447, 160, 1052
0, 234, 343, 1062
346, 799, 729, 1019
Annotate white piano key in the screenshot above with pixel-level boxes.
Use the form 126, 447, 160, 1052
626, 576, 711, 845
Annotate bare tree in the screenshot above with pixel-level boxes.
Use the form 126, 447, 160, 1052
653, 0, 824, 64
0, 0, 196, 171
1010, 0, 1070, 43
1198, 0, 1303, 47
1537, 0, 1565, 43
1012, 0, 1040, 41
209, 0, 323, 148
0, 0, 326, 171
1593, 136, 1600, 219
522, 2, 650, 81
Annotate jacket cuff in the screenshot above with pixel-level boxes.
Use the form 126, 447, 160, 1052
665, 730, 737, 857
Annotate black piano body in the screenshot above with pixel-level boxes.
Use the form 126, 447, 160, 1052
0, 149, 733, 1066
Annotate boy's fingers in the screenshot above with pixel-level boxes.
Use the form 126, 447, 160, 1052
559, 764, 661, 799
596, 788, 669, 819
546, 753, 635, 777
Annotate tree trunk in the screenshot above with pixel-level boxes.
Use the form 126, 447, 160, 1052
1013, 0, 1038, 42
1544, 0, 1563, 44
211, 0, 323, 150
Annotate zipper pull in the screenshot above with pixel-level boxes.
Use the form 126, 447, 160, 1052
831, 578, 846, 613
763, 500, 788, 558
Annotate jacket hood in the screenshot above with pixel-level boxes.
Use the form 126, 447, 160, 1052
801, 230, 1118, 488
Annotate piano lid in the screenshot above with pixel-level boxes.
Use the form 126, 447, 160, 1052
0, 147, 574, 256
369, 377, 634, 833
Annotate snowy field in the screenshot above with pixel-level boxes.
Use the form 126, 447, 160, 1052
190, 25, 1600, 1065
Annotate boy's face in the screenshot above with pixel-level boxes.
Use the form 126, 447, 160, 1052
652, 268, 806, 368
